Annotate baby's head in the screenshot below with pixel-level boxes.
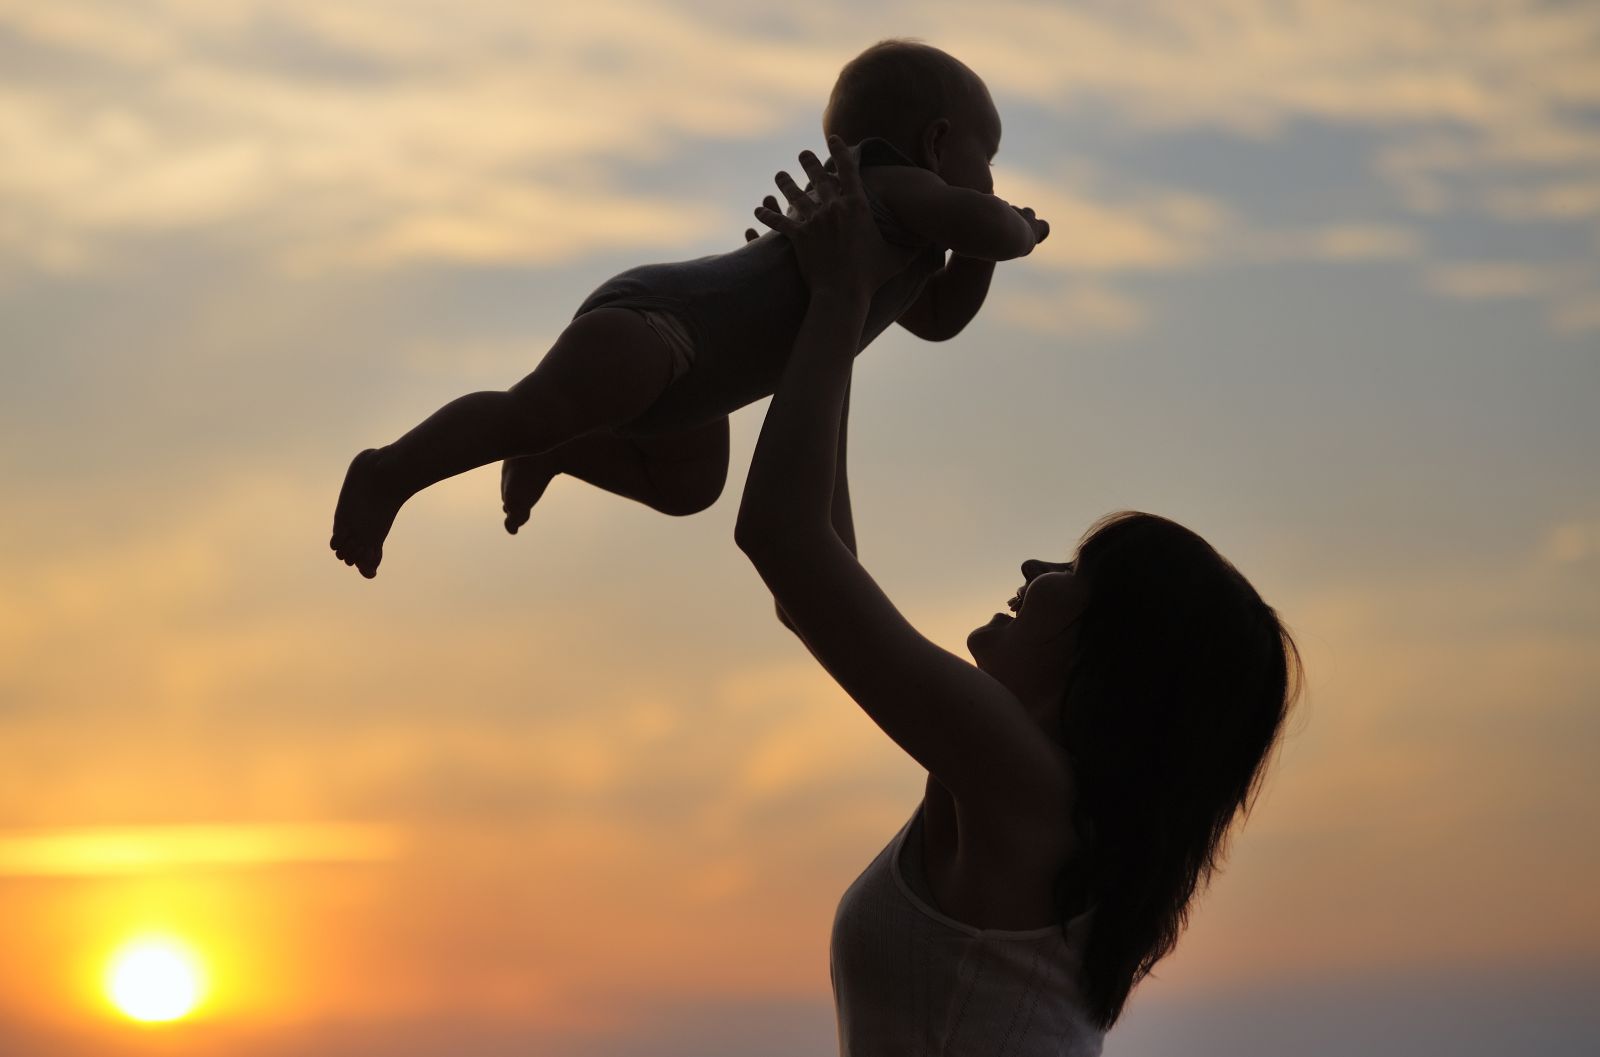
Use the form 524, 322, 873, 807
824, 40, 1000, 194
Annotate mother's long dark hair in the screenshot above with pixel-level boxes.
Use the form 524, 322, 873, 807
1056, 512, 1302, 1029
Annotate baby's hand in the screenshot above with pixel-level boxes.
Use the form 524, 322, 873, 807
1012, 205, 1050, 247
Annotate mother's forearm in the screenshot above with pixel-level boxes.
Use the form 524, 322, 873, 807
735, 287, 870, 551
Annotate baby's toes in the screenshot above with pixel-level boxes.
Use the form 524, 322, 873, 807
333, 537, 361, 568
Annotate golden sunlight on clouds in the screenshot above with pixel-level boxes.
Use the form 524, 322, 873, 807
4, 0, 1596, 287
0, 1, 171, 63
1, 3, 1597, 1053
284, 187, 719, 273
0, 0, 834, 275
0, 824, 402, 877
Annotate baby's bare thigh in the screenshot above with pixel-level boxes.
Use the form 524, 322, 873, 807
510, 307, 680, 432
632, 417, 729, 514
631, 416, 729, 466
554, 416, 728, 516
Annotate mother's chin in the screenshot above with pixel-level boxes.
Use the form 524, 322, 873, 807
966, 610, 1013, 664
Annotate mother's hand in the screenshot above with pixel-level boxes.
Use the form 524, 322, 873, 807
752, 136, 896, 297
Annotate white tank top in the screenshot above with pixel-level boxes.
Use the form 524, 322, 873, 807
829, 804, 1104, 1057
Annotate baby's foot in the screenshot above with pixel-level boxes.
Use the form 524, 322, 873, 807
500, 455, 556, 535
330, 448, 407, 578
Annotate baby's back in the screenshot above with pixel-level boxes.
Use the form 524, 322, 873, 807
575, 140, 945, 437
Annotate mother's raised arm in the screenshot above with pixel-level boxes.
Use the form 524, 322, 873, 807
735, 139, 1071, 818
734, 140, 879, 551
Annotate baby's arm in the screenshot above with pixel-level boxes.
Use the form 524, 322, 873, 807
896, 254, 994, 342
872, 167, 1047, 262
876, 169, 1046, 341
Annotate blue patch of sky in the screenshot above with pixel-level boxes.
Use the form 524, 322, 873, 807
1425, 210, 1598, 263
849, 248, 1599, 581
556, 115, 836, 254
0, 243, 484, 483
1001, 103, 1411, 227
371, 260, 608, 345
1106, 964, 1600, 1057
7, 94, 1589, 573
1001, 251, 1572, 436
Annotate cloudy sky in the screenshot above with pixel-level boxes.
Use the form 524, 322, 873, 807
2, 1, 1597, 1054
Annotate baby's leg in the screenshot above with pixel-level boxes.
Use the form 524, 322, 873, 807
331, 308, 677, 578
501, 417, 729, 532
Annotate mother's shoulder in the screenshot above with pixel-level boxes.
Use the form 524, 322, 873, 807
953, 742, 1081, 864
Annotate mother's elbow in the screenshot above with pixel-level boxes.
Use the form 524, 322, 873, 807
734, 514, 819, 563
733, 516, 776, 559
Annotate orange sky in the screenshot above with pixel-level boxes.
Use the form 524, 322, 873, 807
2, 1, 1598, 1054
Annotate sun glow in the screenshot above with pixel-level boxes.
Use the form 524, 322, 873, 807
106, 937, 205, 1022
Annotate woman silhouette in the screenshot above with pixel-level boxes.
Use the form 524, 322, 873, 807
736, 137, 1302, 1054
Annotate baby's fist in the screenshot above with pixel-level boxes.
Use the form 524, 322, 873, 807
1013, 205, 1049, 246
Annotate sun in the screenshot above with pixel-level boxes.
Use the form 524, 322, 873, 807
105, 937, 205, 1023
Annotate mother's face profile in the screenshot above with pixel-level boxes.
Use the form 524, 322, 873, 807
968, 512, 1298, 760
968, 556, 1088, 716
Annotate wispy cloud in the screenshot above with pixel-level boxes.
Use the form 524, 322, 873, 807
0, 822, 402, 876
992, 282, 1146, 337
1000, 167, 1227, 273
1238, 224, 1422, 264
5, 0, 1594, 282
1486, 180, 1600, 220
0, 0, 1592, 366
1, 4, 1596, 1045
1425, 259, 1600, 332
1542, 518, 1600, 565
0, 0, 834, 273
1427, 261, 1550, 298
941, 0, 1600, 195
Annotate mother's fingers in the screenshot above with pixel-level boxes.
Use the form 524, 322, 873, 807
753, 204, 798, 236
746, 195, 785, 241
798, 150, 835, 201
773, 169, 813, 217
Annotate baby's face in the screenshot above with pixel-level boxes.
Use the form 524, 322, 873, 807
939, 98, 1002, 195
